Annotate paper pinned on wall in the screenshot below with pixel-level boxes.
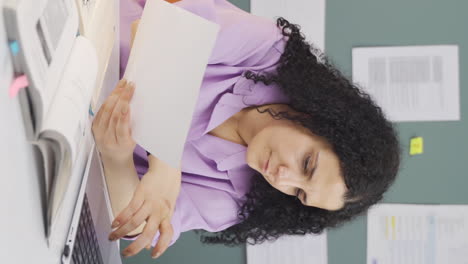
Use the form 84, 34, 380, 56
409, 137, 424, 155
250, 0, 326, 52
352, 45, 460, 122
367, 204, 468, 264
247, 232, 327, 264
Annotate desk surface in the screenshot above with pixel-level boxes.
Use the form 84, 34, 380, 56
121, 0, 468, 263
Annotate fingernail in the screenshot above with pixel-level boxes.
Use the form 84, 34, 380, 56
121, 104, 128, 114
108, 235, 115, 241
152, 252, 161, 259
128, 82, 135, 89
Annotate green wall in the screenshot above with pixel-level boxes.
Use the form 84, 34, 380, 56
122, 0, 468, 263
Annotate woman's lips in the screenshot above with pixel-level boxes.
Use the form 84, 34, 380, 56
263, 156, 270, 174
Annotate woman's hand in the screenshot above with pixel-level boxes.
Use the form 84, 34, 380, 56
92, 79, 136, 163
108, 158, 182, 259
130, 19, 140, 49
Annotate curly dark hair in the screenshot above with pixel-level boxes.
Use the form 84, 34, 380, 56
195, 17, 401, 246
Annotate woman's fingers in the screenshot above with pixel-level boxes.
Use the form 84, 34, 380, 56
95, 79, 125, 126
115, 82, 135, 143
116, 105, 132, 144
130, 19, 140, 49
110, 191, 144, 231
107, 82, 134, 136
98, 79, 126, 129
122, 214, 160, 258
92, 81, 124, 145
151, 218, 174, 259
110, 202, 150, 240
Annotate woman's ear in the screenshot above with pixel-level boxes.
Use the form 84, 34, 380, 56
130, 19, 141, 49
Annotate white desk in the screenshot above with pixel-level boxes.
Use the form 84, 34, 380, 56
0, 1, 120, 262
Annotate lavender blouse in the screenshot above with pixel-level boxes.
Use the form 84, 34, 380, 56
120, 0, 290, 247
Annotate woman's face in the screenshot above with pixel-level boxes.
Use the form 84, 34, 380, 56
245, 118, 347, 211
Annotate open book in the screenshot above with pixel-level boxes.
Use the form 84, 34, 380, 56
3, 0, 98, 236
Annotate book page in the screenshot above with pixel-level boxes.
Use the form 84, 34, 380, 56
74, 0, 98, 34
11, 0, 79, 133
75, 0, 116, 107
42, 36, 97, 165
34, 139, 58, 201
42, 36, 97, 236
352, 45, 460, 122
123, 0, 219, 169
367, 204, 468, 264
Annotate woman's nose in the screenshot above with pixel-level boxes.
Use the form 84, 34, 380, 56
277, 166, 288, 178
275, 166, 299, 184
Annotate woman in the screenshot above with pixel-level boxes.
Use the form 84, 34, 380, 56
92, 0, 400, 259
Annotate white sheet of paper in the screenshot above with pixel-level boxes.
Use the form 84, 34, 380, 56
246, 232, 327, 264
250, 0, 326, 51
74, 0, 97, 34
124, 0, 219, 169
352, 45, 460, 122
74, 0, 116, 107
367, 204, 468, 264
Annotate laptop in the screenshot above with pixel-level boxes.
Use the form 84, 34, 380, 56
60, 141, 122, 264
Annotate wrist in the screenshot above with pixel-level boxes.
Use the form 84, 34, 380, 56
147, 153, 159, 169
143, 160, 181, 205
147, 155, 181, 175
101, 153, 134, 172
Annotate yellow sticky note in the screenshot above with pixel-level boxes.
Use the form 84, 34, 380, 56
410, 137, 424, 155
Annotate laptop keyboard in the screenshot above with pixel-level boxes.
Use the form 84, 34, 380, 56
72, 195, 104, 264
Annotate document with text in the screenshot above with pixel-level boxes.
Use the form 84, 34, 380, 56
367, 204, 468, 264
247, 232, 327, 264
353, 45, 459, 122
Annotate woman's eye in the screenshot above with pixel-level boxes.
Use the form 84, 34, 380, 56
296, 188, 306, 203
303, 155, 311, 173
